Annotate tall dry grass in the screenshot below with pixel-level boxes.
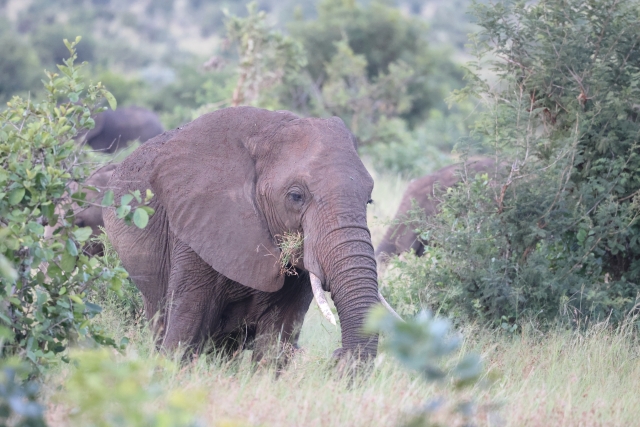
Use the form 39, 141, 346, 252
42, 166, 640, 426
45, 306, 640, 426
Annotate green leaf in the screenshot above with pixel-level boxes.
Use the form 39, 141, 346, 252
102, 89, 117, 110
133, 207, 149, 229
101, 190, 114, 207
42, 203, 55, 221
73, 227, 93, 243
47, 263, 62, 279
116, 204, 131, 219
577, 229, 587, 244
61, 251, 76, 273
0, 255, 17, 282
66, 238, 78, 257
138, 206, 155, 216
27, 222, 45, 236
120, 194, 134, 206
85, 302, 102, 314
8, 188, 25, 205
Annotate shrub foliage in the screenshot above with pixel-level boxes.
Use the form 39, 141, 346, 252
386, 0, 640, 328
0, 39, 144, 369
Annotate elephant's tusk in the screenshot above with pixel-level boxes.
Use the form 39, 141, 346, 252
378, 291, 404, 322
309, 273, 337, 326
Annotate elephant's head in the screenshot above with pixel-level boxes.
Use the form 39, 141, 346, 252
148, 107, 393, 359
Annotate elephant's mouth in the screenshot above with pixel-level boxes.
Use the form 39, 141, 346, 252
308, 272, 402, 325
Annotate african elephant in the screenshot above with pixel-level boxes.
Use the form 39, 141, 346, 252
43, 164, 117, 256
376, 157, 500, 265
104, 106, 399, 364
82, 106, 164, 153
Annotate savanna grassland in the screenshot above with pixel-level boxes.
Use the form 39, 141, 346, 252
3, 0, 640, 426
41, 171, 640, 427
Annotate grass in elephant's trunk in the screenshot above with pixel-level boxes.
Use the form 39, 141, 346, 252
276, 231, 305, 276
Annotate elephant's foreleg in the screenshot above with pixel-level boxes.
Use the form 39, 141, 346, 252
251, 273, 313, 368
162, 239, 221, 354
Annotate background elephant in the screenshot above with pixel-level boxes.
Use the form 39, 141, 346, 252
376, 157, 500, 264
104, 106, 395, 363
82, 106, 164, 153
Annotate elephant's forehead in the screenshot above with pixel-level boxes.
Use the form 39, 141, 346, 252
284, 135, 364, 176
283, 119, 352, 147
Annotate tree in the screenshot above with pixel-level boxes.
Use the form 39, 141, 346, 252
225, 2, 307, 109
288, 0, 465, 126
319, 38, 413, 144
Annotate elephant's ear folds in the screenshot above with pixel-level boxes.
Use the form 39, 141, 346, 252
149, 109, 284, 292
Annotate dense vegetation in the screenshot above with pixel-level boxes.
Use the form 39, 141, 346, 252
0, 0, 473, 177
1, 0, 640, 425
385, 0, 640, 330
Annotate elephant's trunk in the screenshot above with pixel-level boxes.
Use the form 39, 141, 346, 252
310, 272, 400, 325
328, 232, 379, 358
310, 223, 380, 359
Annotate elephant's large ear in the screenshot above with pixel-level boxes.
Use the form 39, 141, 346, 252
149, 108, 285, 292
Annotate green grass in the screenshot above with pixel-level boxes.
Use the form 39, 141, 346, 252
41, 167, 640, 427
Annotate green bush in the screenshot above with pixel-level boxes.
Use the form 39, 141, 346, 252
56, 350, 205, 427
366, 307, 487, 426
0, 357, 47, 427
362, 106, 477, 178
384, 0, 640, 328
144, 63, 233, 129
91, 231, 144, 325
94, 71, 149, 109
0, 38, 149, 370
288, 0, 466, 126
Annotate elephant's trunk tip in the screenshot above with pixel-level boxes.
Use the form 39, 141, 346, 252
310, 273, 337, 326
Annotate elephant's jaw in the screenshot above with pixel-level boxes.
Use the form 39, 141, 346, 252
309, 272, 402, 326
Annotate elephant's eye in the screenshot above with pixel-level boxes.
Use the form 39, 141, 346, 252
288, 192, 304, 203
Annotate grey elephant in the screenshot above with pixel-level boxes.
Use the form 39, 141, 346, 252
82, 106, 164, 153
376, 157, 500, 264
104, 106, 399, 364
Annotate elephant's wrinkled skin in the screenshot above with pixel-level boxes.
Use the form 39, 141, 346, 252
104, 107, 381, 363
82, 106, 163, 153
376, 157, 499, 263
